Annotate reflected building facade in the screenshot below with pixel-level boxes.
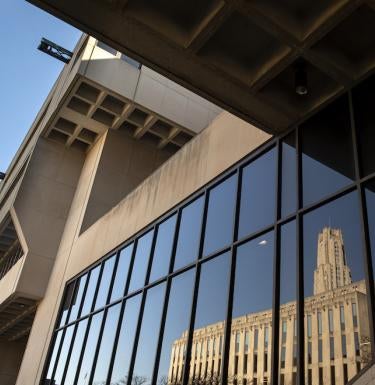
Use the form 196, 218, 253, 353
169, 228, 370, 385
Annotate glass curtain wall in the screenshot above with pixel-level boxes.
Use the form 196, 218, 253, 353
42, 76, 375, 385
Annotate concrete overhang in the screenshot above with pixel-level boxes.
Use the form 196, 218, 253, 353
27, 0, 375, 135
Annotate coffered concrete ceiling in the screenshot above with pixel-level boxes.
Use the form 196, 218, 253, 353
28, 0, 375, 134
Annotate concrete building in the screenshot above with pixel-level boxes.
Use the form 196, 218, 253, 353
1, 2, 375, 384
169, 228, 371, 385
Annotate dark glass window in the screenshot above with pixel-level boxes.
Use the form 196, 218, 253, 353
301, 95, 355, 206
203, 175, 237, 256
132, 283, 166, 385
58, 282, 74, 327
281, 133, 297, 217
149, 214, 177, 282
109, 295, 141, 384
365, 180, 375, 282
156, 269, 195, 385
68, 273, 87, 323
174, 196, 204, 271
76, 311, 104, 384
352, 75, 375, 176
238, 149, 276, 238
64, 318, 88, 385
81, 265, 100, 316
128, 230, 154, 292
91, 303, 121, 384
110, 243, 133, 302
94, 254, 116, 310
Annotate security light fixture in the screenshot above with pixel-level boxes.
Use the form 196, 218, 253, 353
295, 62, 308, 96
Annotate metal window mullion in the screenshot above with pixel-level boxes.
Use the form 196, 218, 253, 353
50, 326, 68, 383
151, 208, 182, 385
60, 321, 80, 385
296, 125, 304, 385
220, 166, 241, 385
144, 225, 159, 287
271, 138, 282, 385
90, 262, 105, 314
182, 188, 209, 385
349, 90, 375, 364
88, 306, 109, 385
106, 251, 121, 306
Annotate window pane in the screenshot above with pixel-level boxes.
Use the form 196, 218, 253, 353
64, 318, 88, 385
150, 214, 177, 282
92, 303, 122, 384
238, 148, 276, 238
110, 244, 133, 302
58, 282, 74, 327
132, 283, 167, 385
303, 192, 372, 383
109, 295, 141, 384
188, 252, 231, 383
76, 311, 104, 384
203, 175, 237, 256
352, 74, 375, 177
128, 230, 154, 293
301, 95, 355, 206
156, 269, 195, 385
81, 265, 101, 316
281, 133, 297, 217
174, 196, 204, 271
94, 255, 116, 310
44, 330, 63, 382
230, 232, 274, 385
365, 180, 375, 282
68, 273, 87, 323
53, 325, 74, 385
279, 221, 297, 384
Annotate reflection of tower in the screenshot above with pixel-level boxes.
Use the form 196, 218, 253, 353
313, 227, 352, 295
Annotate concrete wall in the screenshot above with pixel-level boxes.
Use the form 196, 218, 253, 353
0, 338, 27, 385
81, 128, 176, 232
12, 138, 85, 301
15, 112, 272, 385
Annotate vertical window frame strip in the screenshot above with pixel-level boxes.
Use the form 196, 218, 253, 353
296, 125, 305, 385
150, 207, 182, 385
349, 90, 375, 365
271, 138, 282, 385
219, 167, 242, 385
181, 187, 210, 385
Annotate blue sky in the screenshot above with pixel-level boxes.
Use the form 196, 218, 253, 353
0, 0, 81, 171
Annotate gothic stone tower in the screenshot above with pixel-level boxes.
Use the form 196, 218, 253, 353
314, 227, 352, 295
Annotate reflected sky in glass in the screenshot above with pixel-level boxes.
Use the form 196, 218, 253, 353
132, 283, 166, 385
128, 230, 154, 293
156, 269, 195, 385
110, 295, 141, 385
238, 149, 276, 238
81, 265, 100, 316
150, 214, 177, 282
64, 319, 88, 385
76, 311, 103, 384
53, 325, 74, 385
111, 244, 133, 302
92, 303, 121, 384
68, 274, 87, 323
45, 330, 63, 381
281, 134, 297, 218
203, 176, 237, 257
94, 255, 116, 310
233, 231, 274, 318
195, 251, 230, 329
301, 96, 355, 207
174, 196, 204, 271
